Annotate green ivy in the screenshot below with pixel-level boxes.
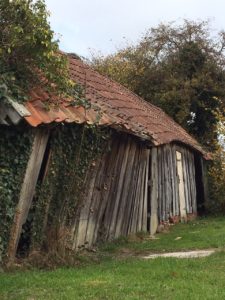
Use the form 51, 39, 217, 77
0, 0, 75, 104
0, 125, 34, 261
31, 123, 110, 252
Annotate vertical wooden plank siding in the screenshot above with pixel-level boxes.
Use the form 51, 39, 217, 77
142, 149, 150, 231
7, 129, 49, 261
150, 144, 198, 228
157, 148, 162, 222
73, 134, 149, 248
73, 134, 199, 248
122, 145, 141, 235
176, 151, 187, 221
103, 137, 129, 239
150, 148, 159, 235
172, 145, 180, 216
107, 138, 131, 238
114, 141, 136, 238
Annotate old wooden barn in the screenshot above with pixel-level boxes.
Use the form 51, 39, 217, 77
0, 56, 208, 262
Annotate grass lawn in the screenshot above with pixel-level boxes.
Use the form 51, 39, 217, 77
1, 217, 225, 300
100, 216, 225, 254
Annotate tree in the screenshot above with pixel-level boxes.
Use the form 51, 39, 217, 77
91, 20, 225, 151
207, 110, 225, 211
0, 0, 73, 104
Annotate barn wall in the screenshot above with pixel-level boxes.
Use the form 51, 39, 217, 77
70, 140, 198, 249
71, 134, 149, 249
150, 144, 197, 227
4, 126, 200, 259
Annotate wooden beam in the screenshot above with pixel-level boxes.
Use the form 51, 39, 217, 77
150, 147, 159, 235
7, 128, 49, 262
176, 151, 187, 222
142, 149, 150, 231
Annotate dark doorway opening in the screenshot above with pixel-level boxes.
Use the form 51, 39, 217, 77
194, 154, 205, 215
16, 135, 52, 258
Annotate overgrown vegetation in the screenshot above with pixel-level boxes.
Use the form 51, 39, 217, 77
207, 113, 225, 212
0, 0, 74, 104
1, 217, 225, 299
0, 125, 34, 261
91, 20, 225, 211
0, 122, 110, 263
27, 124, 110, 257
0, 0, 108, 262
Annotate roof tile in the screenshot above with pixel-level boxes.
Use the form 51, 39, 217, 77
24, 57, 205, 154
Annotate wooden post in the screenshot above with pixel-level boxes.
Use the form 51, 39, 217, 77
150, 147, 158, 235
142, 148, 150, 231
7, 128, 49, 262
176, 151, 187, 222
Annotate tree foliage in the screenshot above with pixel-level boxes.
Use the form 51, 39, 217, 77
91, 20, 225, 151
0, 0, 73, 103
207, 111, 225, 212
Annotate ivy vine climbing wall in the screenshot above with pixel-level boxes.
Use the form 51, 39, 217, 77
0, 125, 34, 261
30, 123, 110, 255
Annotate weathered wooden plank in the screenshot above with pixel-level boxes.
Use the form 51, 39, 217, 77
168, 145, 176, 216
107, 138, 131, 239
185, 150, 193, 213
164, 145, 171, 220
93, 140, 121, 244
100, 137, 126, 239
123, 144, 140, 235
168, 145, 173, 217
84, 155, 108, 246
128, 146, 142, 234
157, 147, 162, 222
181, 148, 190, 214
137, 152, 146, 232
7, 98, 31, 117
184, 149, 192, 213
161, 146, 166, 221
72, 158, 102, 249
114, 140, 137, 238
129, 147, 143, 233
87, 138, 123, 246
141, 148, 150, 231
172, 145, 179, 216
7, 128, 49, 261
0, 102, 22, 125
176, 150, 187, 222
150, 147, 159, 235
101, 136, 129, 240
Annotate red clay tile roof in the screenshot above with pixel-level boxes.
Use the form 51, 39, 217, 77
24, 56, 204, 154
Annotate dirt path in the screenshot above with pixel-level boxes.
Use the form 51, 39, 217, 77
142, 249, 216, 259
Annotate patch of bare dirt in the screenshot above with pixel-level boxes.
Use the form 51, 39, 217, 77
142, 249, 216, 259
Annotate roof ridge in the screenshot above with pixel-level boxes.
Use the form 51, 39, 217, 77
20, 54, 206, 156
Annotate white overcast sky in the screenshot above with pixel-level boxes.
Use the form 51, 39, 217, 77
45, 0, 225, 58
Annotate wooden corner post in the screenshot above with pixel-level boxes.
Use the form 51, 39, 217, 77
7, 128, 49, 262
